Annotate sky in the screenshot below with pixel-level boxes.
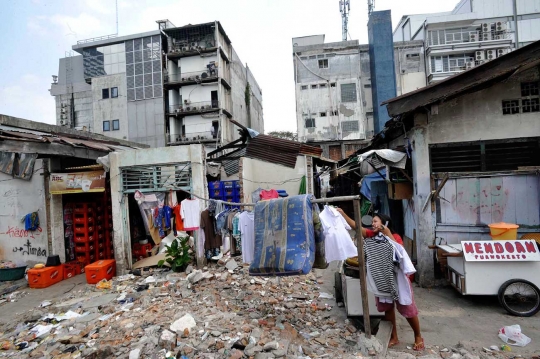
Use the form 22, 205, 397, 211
0, 0, 458, 133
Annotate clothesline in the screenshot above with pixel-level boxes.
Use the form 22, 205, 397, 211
176, 188, 255, 207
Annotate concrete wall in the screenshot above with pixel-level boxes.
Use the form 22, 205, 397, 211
92, 74, 128, 140
108, 144, 206, 273
178, 54, 218, 74
127, 98, 165, 148
368, 10, 397, 134
427, 68, 540, 143
240, 156, 307, 204
0, 160, 48, 265
394, 43, 427, 96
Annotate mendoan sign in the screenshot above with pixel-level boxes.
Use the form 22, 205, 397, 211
462, 240, 540, 262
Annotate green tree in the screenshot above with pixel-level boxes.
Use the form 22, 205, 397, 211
267, 131, 298, 141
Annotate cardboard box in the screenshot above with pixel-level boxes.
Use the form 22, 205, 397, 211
28, 266, 63, 288
387, 182, 413, 200
85, 259, 116, 284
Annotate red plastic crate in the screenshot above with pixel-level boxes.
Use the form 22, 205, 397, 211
63, 262, 79, 279
28, 266, 63, 288
75, 242, 95, 253
85, 260, 116, 284
74, 225, 94, 234
74, 233, 95, 243
77, 252, 95, 264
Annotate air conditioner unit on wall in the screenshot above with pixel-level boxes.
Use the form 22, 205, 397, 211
60, 120, 67, 126
469, 32, 478, 42
482, 23, 493, 32
486, 49, 497, 60
481, 32, 492, 41
475, 50, 486, 61
465, 61, 475, 70
497, 48, 510, 56
496, 21, 507, 31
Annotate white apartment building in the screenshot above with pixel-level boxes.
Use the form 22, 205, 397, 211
50, 20, 263, 149
394, 0, 540, 83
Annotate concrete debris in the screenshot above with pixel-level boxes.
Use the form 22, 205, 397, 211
0, 257, 497, 359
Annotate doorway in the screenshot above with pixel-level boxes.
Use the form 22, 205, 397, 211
211, 90, 218, 108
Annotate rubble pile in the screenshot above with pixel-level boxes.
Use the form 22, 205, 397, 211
0, 257, 369, 359
0, 257, 518, 359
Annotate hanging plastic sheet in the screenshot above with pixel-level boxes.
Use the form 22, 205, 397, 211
249, 195, 315, 276
13, 153, 38, 180
360, 169, 386, 201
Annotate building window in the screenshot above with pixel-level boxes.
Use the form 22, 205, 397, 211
320, 112, 327, 117
301, 85, 308, 90
111, 87, 118, 98
332, 110, 339, 116
318, 59, 329, 69
521, 82, 539, 96
300, 56, 307, 60
309, 55, 316, 59
319, 83, 327, 88
112, 119, 120, 131
406, 53, 420, 59
341, 83, 357, 102
317, 54, 325, 59
305, 118, 316, 128
502, 100, 520, 115
102, 88, 109, 99
522, 98, 540, 113
103, 121, 110, 131
326, 53, 336, 58
311, 84, 318, 89
330, 83, 336, 87
364, 84, 371, 88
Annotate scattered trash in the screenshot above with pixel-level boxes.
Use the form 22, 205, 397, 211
489, 345, 500, 351
498, 324, 531, 347
144, 275, 156, 283
318, 292, 334, 299
39, 300, 52, 308
96, 279, 112, 290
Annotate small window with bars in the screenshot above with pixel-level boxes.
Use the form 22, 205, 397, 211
319, 83, 327, 88
521, 82, 539, 96
502, 100, 520, 115
311, 84, 318, 89
320, 112, 327, 117
318, 59, 328, 68
305, 118, 316, 128
301, 85, 308, 90
341, 83, 357, 102
522, 98, 540, 113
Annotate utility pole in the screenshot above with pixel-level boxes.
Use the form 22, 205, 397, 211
340, 0, 350, 41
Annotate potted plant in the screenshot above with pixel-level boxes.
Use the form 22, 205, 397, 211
158, 235, 191, 272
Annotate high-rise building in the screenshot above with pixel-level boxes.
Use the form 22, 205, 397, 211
50, 20, 263, 149
394, 0, 540, 84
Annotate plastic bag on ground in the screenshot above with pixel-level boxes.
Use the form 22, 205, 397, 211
498, 324, 531, 347
96, 279, 112, 290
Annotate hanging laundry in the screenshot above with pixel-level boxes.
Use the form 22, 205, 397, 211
163, 205, 172, 230
239, 211, 255, 264
232, 212, 242, 254
153, 207, 166, 238
180, 198, 200, 230
260, 189, 279, 200
276, 190, 289, 197
24, 212, 40, 231
364, 234, 399, 301
319, 206, 358, 262
146, 210, 162, 244
249, 195, 315, 276
172, 204, 184, 231
200, 210, 221, 259
251, 188, 263, 204
312, 204, 328, 269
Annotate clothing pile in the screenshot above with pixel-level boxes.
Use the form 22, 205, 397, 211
251, 188, 289, 203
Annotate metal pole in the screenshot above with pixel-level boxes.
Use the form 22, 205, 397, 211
353, 198, 371, 337
513, 0, 519, 49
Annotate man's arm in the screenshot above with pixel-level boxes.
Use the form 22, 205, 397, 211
335, 208, 368, 237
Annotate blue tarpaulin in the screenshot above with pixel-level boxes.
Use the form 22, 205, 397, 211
360, 169, 387, 201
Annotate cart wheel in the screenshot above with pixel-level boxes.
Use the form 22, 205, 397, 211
334, 272, 344, 304
498, 279, 540, 317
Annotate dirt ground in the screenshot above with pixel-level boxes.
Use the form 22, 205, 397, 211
0, 264, 539, 357
317, 262, 540, 357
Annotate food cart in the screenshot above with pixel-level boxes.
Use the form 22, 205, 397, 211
436, 239, 540, 317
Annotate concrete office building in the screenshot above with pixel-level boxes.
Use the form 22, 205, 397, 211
394, 0, 540, 84
292, 35, 424, 160
50, 20, 263, 149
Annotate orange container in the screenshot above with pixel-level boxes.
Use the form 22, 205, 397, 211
28, 266, 63, 288
85, 259, 116, 284
63, 262, 82, 279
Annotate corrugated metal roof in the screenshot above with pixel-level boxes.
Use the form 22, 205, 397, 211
245, 134, 323, 168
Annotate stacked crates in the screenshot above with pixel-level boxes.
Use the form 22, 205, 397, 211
73, 203, 96, 265
208, 180, 240, 208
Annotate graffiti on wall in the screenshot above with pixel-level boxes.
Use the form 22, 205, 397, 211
12, 239, 47, 257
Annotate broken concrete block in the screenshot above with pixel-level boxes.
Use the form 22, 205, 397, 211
159, 329, 176, 351
170, 313, 196, 334
225, 259, 238, 271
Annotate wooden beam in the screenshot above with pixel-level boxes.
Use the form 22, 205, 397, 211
353, 198, 371, 338
0, 140, 107, 159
